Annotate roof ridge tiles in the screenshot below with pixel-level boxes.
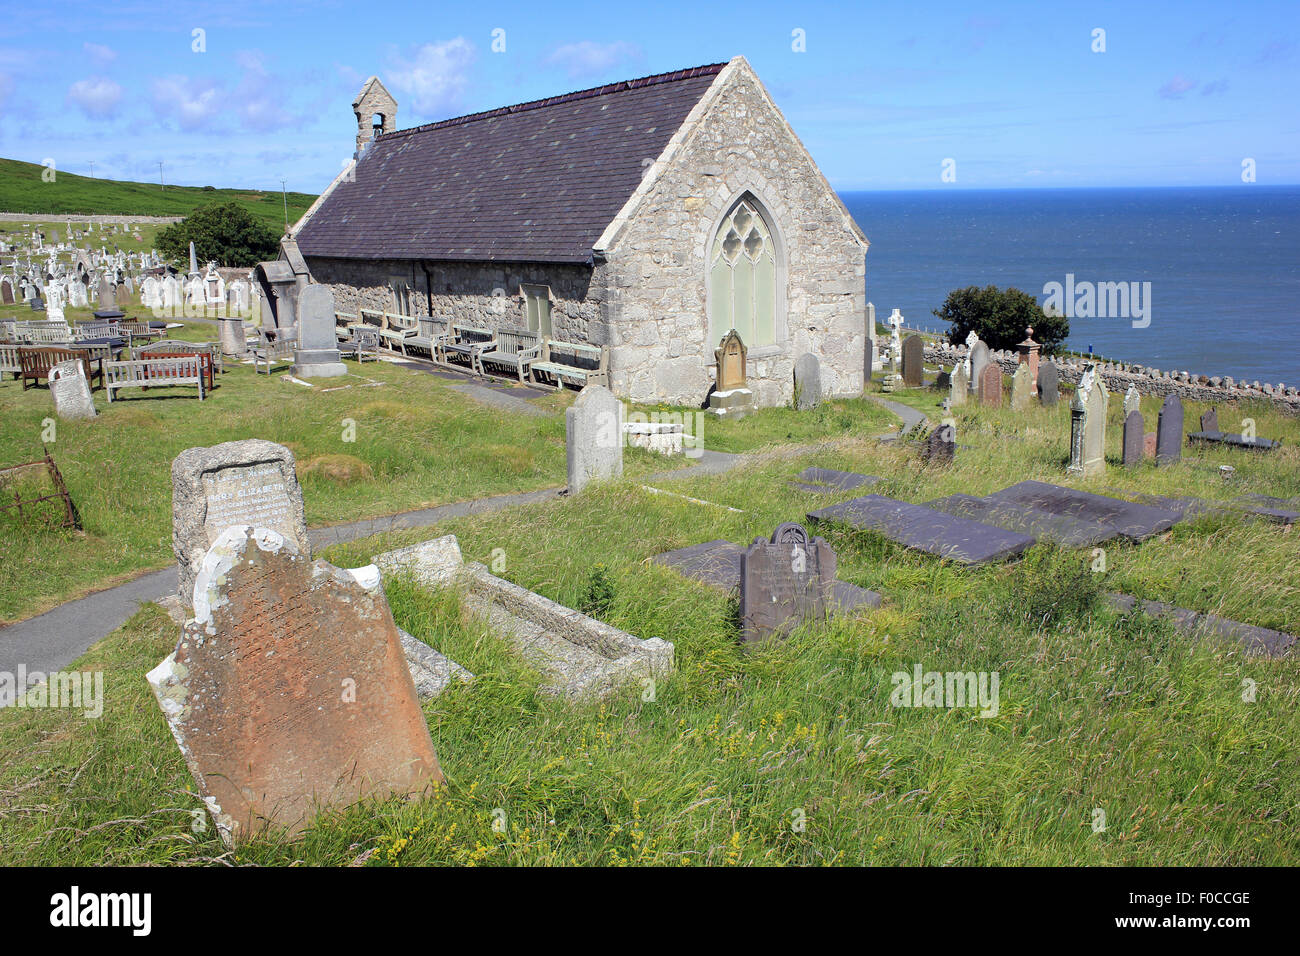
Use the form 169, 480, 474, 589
385, 62, 727, 140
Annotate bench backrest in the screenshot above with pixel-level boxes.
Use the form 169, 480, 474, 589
0, 343, 21, 372
19, 347, 92, 381
541, 340, 608, 372
358, 308, 385, 329
106, 356, 204, 386
349, 326, 380, 347
493, 329, 542, 356
75, 321, 117, 339
450, 323, 495, 345
416, 316, 445, 339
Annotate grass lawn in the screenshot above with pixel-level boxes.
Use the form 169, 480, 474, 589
0, 367, 1296, 865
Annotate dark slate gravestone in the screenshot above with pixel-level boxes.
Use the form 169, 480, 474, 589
792, 466, 882, 493
1037, 362, 1060, 406
920, 423, 956, 464
984, 480, 1180, 542
1126, 492, 1297, 526
1200, 408, 1219, 432
738, 523, 838, 644
934, 369, 951, 391
807, 495, 1036, 566
924, 493, 1119, 547
901, 335, 924, 387
1187, 431, 1282, 452
794, 353, 822, 409
1155, 394, 1183, 466
1123, 410, 1145, 467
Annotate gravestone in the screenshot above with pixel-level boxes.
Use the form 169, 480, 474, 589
1037, 362, 1059, 406
738, 523, 836, 644
291, 284, 346, 378
709, 330, 755, 417
1144, 431, 1157, 458
1200, 407, 1218, 433
950, 362, 968, 406
794, 353, 822, 410
864, 301, 875, 384
114, 282, 130, 307
0, 277, 12, 304
968, 340, 991, 393
1123, 410, 1144, 467
566, 384, 623, 494
146, 526, 443, 845
1068, 368, 1106, 477
171, 439, 311, 602
921, 423, 956, 463
1010, 364, 1032, 410
979, 363, 1002, 406
1156, 394, 1183, 466
986, 480, 1180, 542
48, 360, 96, 420
96, 275, 114, 309
1123, 386, 1141, 417
901, 334, 924, 387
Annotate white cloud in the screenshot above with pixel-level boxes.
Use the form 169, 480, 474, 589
232, 50, 298, 131
387, 37, 476, 116
83, 42, 117, 68
67, 76, 122, 119
150, 74, 224, 131
544, 40, 643, 80
1158, 75, 1197, 99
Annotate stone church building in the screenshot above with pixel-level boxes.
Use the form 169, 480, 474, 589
292, 56, 869, 407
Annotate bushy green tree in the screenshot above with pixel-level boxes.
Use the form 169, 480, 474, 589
934, 285, 1069, 353
156, 202, 280, 268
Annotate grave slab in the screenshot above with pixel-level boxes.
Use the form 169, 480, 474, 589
1106, 593, 1295, 658
924, 493, 1119, 547
1187, 431, 1282, 452
791, 467, 882, 493
807, 495, 1036, 565
983, 480, 1180, 542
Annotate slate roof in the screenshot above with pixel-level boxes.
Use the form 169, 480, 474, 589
296, 63, 727, 265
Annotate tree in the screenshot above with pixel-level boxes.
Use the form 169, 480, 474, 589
156, 202, 280, 268
933, 285, 1069, 353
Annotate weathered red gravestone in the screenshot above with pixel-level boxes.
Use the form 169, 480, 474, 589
979, 363, 1003, 407
147, 525, 443, 845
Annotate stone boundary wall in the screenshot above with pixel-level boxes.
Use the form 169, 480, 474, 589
922, 341, 1300, 413
0, 213, 183, 225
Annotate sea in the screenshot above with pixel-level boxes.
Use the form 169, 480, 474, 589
839, 186, 1300, 385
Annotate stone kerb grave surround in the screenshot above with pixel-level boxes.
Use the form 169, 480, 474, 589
147, 525, 443, 845
172, 440, 310, 602
566, 385, 624, 494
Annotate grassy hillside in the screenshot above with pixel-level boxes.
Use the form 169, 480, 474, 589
0, 158, 316, 231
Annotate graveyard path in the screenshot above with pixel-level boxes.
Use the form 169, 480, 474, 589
867, 395, 928, 439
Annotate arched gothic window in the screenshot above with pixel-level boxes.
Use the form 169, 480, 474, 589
708, 196, 777, 347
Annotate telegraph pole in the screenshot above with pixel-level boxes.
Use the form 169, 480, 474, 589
159, 161, 165, 191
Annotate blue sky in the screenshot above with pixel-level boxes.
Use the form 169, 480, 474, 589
1, 0, 1295, 193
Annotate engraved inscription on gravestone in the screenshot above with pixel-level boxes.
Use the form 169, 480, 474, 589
172, 439, 310, 602
738, 523, 836, 644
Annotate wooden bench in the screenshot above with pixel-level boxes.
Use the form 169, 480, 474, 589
74, 320, 118, 340
405, 316, 448, 358
15, 321, 73, 345
19, 347, 102, 391
339, 325, 380, 363
360, 309, 419, 354
105, 356, 205, 402
437, 323, 496, 369
0, 343, 21, 380
138, 345, 216, 391
477, 328, 543, 382
139, 339, 223, 375
531, 340, 609, 390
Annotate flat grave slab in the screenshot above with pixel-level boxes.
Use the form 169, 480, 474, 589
807, 495, 1036, 565
791, 467, 882, 494
1122, 492, 1297, 526
1106, 593, 1295, 658
984, 480, 1180, 542
652, 539, 883, 608
1187, 430, 1282, 451
924, 493, 1119, 547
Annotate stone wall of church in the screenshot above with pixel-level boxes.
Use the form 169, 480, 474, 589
600, 60, 868, 408
302, 256, 609, 344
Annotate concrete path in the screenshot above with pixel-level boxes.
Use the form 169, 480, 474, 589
868, 395, 929, 440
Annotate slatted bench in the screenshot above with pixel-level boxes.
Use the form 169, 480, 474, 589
16, 322, 74, 345
252, 332, 296, 375
105, 356, 206, 402
477, 328, 543, 381
437, 323, 496, 370
138, 345, 216, 391
139, 339, 224, 375
531, 340, 610, 390
339, 326, 380, 363
19, 347, 102, 391
0, 344, 21, 380
405, 316, 448, 358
